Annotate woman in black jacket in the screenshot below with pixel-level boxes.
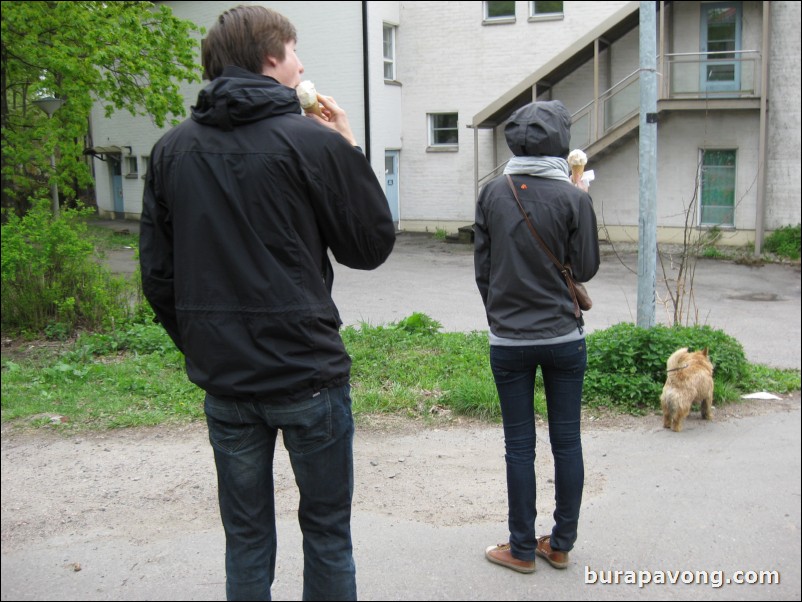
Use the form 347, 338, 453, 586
475, 100, 599, 574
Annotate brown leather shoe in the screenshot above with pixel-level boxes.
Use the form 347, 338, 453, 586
485, 543, 536, 573
535, 536, 570, 569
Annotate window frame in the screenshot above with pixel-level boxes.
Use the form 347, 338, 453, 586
483, 1, 516, 25
698, 148, 737, 227
124, 155, 139, 179
383, 23, 397, 82
528, 1, 564, 22
427, 112, 459, 151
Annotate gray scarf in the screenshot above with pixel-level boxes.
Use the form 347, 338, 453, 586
503, 156, 571, 183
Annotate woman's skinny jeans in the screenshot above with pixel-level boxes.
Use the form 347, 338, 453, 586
489, 340, 586, 561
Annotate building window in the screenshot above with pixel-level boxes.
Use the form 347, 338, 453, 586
141, 155, 149, 179
529, 1, 564, 20
383, 24, 397, 81
484, 1, 515, 24
699, 149, 736, 226
428, 113, 459, 148
125, 155, 139, 178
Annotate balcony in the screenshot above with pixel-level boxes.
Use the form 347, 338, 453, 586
570, 50, 762, 152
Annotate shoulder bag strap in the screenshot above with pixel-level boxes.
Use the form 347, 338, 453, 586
505, 174, 581, 319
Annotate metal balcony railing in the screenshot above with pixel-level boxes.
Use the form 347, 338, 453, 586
571, 50, 762, 149
479, 50, 762, 188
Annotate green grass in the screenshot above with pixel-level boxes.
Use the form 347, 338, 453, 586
2, 316, 798, 432
85, 217, 141, 251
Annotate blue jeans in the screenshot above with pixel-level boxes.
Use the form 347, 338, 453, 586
204, 385, 356, 601
489, 341, 586, 561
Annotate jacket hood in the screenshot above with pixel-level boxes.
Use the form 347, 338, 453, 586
191, 66, 300, 130
504, 100, 571, 157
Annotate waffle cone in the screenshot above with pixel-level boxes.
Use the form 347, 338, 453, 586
303, 102, 323, 118
571, 165, 584, 183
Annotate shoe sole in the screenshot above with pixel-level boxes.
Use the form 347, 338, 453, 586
485, 546, 536, 574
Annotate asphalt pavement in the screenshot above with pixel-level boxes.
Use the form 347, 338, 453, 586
2, 223, 799, 601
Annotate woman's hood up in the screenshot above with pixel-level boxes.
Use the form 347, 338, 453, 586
504, 100, 571, 157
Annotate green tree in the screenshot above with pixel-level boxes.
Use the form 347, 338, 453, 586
1, 1, 203, 213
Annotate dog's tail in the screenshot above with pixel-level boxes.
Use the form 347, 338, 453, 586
666, 347, 689, 371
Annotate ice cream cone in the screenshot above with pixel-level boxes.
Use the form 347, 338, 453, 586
567, 149, 588, 184
296, 80, 323, 118
303, 101, 323, 118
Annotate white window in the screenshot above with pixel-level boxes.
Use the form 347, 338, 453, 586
125, 155, 139, 178
428, 113, 459, 149
529, 1, 564, 19
484, 1, 515, 24
383, 24, 397, 81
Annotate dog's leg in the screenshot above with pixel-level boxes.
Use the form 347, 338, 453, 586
701, 396, 712, 420
661, 397, 671, 429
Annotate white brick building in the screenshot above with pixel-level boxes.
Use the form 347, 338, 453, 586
88, 1, 801, 247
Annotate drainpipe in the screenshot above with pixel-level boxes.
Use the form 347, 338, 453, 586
361, 1, 371, 162
473, 125, 479, 207
754, 1, 770, 255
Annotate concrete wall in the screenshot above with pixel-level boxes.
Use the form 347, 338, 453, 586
365, 2, 404, 223
394, 0, 631, 232
765, 0, 802, 230
588, 110, 761, 245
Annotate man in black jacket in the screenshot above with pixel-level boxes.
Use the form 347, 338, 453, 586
139, 6, 395, 600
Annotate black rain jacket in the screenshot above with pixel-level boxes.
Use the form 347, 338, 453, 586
140, 66, 395, 404
474, 101, 600, 339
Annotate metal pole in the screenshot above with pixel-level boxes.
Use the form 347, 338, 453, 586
32, 97, 64, 217
49, 149, 59, 216
754, 1, 770, 255
637, 1, 658, 328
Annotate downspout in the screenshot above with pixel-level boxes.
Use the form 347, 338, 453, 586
754, 0, 770, 255
659, 1, 666, 99
593, 38, 600, 143
362, 1, 371, 162
473, 125, 478, 208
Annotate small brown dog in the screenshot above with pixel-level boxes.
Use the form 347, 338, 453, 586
660, 347, 714, 432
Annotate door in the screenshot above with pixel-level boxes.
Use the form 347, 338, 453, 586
700, 2, 741, 94
110, 156, 124, 216
384, 150, 399, 224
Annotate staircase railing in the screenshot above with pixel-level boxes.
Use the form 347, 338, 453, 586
478, 49, 762, 188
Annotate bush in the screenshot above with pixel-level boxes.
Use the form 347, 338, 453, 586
764, 224, 801, 260
1, 198, 133, 335
584, 323, 748, 413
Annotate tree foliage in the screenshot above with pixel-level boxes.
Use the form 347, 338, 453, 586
1, 1, 203, 213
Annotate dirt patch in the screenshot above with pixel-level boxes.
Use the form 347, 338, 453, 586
3, 392, 798, 553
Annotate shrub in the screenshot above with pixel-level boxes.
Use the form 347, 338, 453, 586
764, 224, 801, 260
392, 312, 443, 336
1, 198, 133, 335
584, 323, 748, 413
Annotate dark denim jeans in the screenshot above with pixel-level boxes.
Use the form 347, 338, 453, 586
204, 385, 356, 601
489, 341, 586, 561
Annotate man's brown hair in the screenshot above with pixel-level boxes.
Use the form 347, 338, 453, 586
202, 5, 297, 81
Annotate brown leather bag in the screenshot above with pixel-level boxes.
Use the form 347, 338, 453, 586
505, 175, 592, 317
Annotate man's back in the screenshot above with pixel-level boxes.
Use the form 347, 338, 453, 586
140, 67, 395, 404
